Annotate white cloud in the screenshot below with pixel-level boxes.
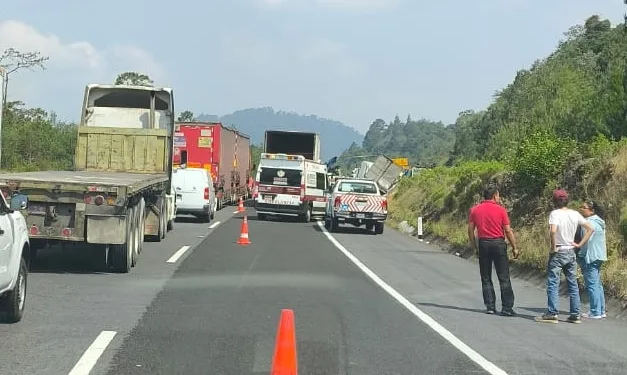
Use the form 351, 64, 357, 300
0, 20, 166, 118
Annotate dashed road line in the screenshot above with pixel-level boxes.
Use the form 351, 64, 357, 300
68, 330, 117, 375
209, 221, 221, 229
166, 245, 191, 264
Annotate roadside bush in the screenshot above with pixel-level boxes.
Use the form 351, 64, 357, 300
507, 130, 577, 192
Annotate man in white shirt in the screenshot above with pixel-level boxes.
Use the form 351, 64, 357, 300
535, 189, 594, 324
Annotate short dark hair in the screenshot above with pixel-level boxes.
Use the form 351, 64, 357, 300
584, 199, 604, 218
483, 184, 499, 200
553, 196, 569, 208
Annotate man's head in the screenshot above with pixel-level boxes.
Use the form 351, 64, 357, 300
483, 184, 500, 203
552, 189, 569, 208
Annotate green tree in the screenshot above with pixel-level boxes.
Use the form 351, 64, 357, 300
114, 71, 154, 86
177, 110, 195, 122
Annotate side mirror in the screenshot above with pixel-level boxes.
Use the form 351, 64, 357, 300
10, 194, 28, 211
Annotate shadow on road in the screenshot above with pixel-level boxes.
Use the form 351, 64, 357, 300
311, 222, 374, 235
417, 302, 538, 322
29, 244, 110, 275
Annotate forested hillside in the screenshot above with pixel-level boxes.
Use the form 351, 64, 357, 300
335, 115, 455, 172
388, 15, 627, 303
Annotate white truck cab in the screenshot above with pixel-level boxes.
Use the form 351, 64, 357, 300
0, 187, 32, 323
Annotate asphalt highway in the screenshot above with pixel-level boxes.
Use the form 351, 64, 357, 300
1, 204, 626, 375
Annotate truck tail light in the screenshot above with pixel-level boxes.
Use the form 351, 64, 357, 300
334, 196, 342, 207
381, 199, 388, 211
204, 187, 209, 200
253, 183, 259, 199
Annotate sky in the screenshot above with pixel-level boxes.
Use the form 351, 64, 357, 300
0, 0, 625, 133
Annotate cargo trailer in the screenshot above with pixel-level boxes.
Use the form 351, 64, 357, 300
173, 122, 251, 209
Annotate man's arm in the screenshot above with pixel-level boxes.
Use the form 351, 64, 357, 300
502, 210, 519, 258
549, 224, 558, 252
468, 221, 477, 250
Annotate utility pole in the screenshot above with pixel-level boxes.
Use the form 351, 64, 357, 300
624, 0, 627, 30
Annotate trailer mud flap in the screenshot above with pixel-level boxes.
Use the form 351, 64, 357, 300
86, 215, 127, 244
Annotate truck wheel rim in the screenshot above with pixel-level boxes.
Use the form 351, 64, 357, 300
18, 271, 25, 311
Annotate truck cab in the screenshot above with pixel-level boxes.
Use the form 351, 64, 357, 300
0, 187, 31, 323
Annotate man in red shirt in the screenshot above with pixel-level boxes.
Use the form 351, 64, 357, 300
468, 184, 520, 316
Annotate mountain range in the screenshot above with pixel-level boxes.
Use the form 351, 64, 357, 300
195, 107, 364, 161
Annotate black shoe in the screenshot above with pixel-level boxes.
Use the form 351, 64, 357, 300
500, 309, 517, 317
567, 315, 581, 324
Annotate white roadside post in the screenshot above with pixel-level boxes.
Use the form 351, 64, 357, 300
417, 216, 423, 241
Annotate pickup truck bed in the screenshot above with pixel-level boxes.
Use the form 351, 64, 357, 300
0, 171, 168, 193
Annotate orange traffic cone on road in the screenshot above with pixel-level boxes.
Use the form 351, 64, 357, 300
237, 197, 245, 213
271, 309, 298, 375
236, 215, 251, 245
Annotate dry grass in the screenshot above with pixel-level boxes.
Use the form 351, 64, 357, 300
388, 149, 627, 305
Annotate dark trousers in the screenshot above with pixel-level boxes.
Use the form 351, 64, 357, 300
478, 238, 515, 311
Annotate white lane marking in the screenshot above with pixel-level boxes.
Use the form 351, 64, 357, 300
209, 221, 221, 229
68, 330, 117, 375
166, 245, 191, 264
315, 221, 509, 375
233, 210, 240, 214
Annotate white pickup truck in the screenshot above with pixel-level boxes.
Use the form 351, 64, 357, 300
0, 188, 31, 323
324, 178, 387, 234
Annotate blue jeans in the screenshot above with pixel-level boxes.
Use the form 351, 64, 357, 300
546, 251, 580, 316
579, 259, 606, 316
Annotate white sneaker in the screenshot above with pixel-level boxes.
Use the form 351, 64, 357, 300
582, 311, 606, 319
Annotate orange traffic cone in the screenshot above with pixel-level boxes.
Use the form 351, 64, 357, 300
236, 215, 251, 245
271, 309, 298, 375
238, 197, 245, 213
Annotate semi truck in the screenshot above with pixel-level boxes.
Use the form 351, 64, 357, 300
263, 130, 321, 162
172, 122, 251, 210
0, 84, 178, 273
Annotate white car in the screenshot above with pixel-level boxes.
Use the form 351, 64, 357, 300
172, 167, 217, 222
0, 188, 31, 323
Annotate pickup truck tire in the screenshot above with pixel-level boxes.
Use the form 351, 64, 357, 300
374, 222, 384, 235
1, 256, 27, 323
330, 218, 339, 233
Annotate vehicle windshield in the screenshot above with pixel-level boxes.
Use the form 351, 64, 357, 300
258, 167, 302, 187
338, 181, 377, 194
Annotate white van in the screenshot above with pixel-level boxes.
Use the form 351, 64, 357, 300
252, 153, 327, 222
172, 167, 217, 222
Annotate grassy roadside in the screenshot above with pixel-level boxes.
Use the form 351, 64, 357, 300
387, 153, 627, 308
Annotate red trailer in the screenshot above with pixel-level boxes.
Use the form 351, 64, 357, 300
173, 122, 251, 209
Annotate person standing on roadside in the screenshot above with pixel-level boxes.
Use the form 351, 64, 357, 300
535, 189, 594, 324
577, 200, 607, 319
468, 184, 520, 316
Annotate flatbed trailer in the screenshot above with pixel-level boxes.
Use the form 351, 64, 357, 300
0, 84, 178, 273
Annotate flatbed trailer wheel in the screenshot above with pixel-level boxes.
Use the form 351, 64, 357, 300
111, 205, 134, 273
137, 198, 146, 254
